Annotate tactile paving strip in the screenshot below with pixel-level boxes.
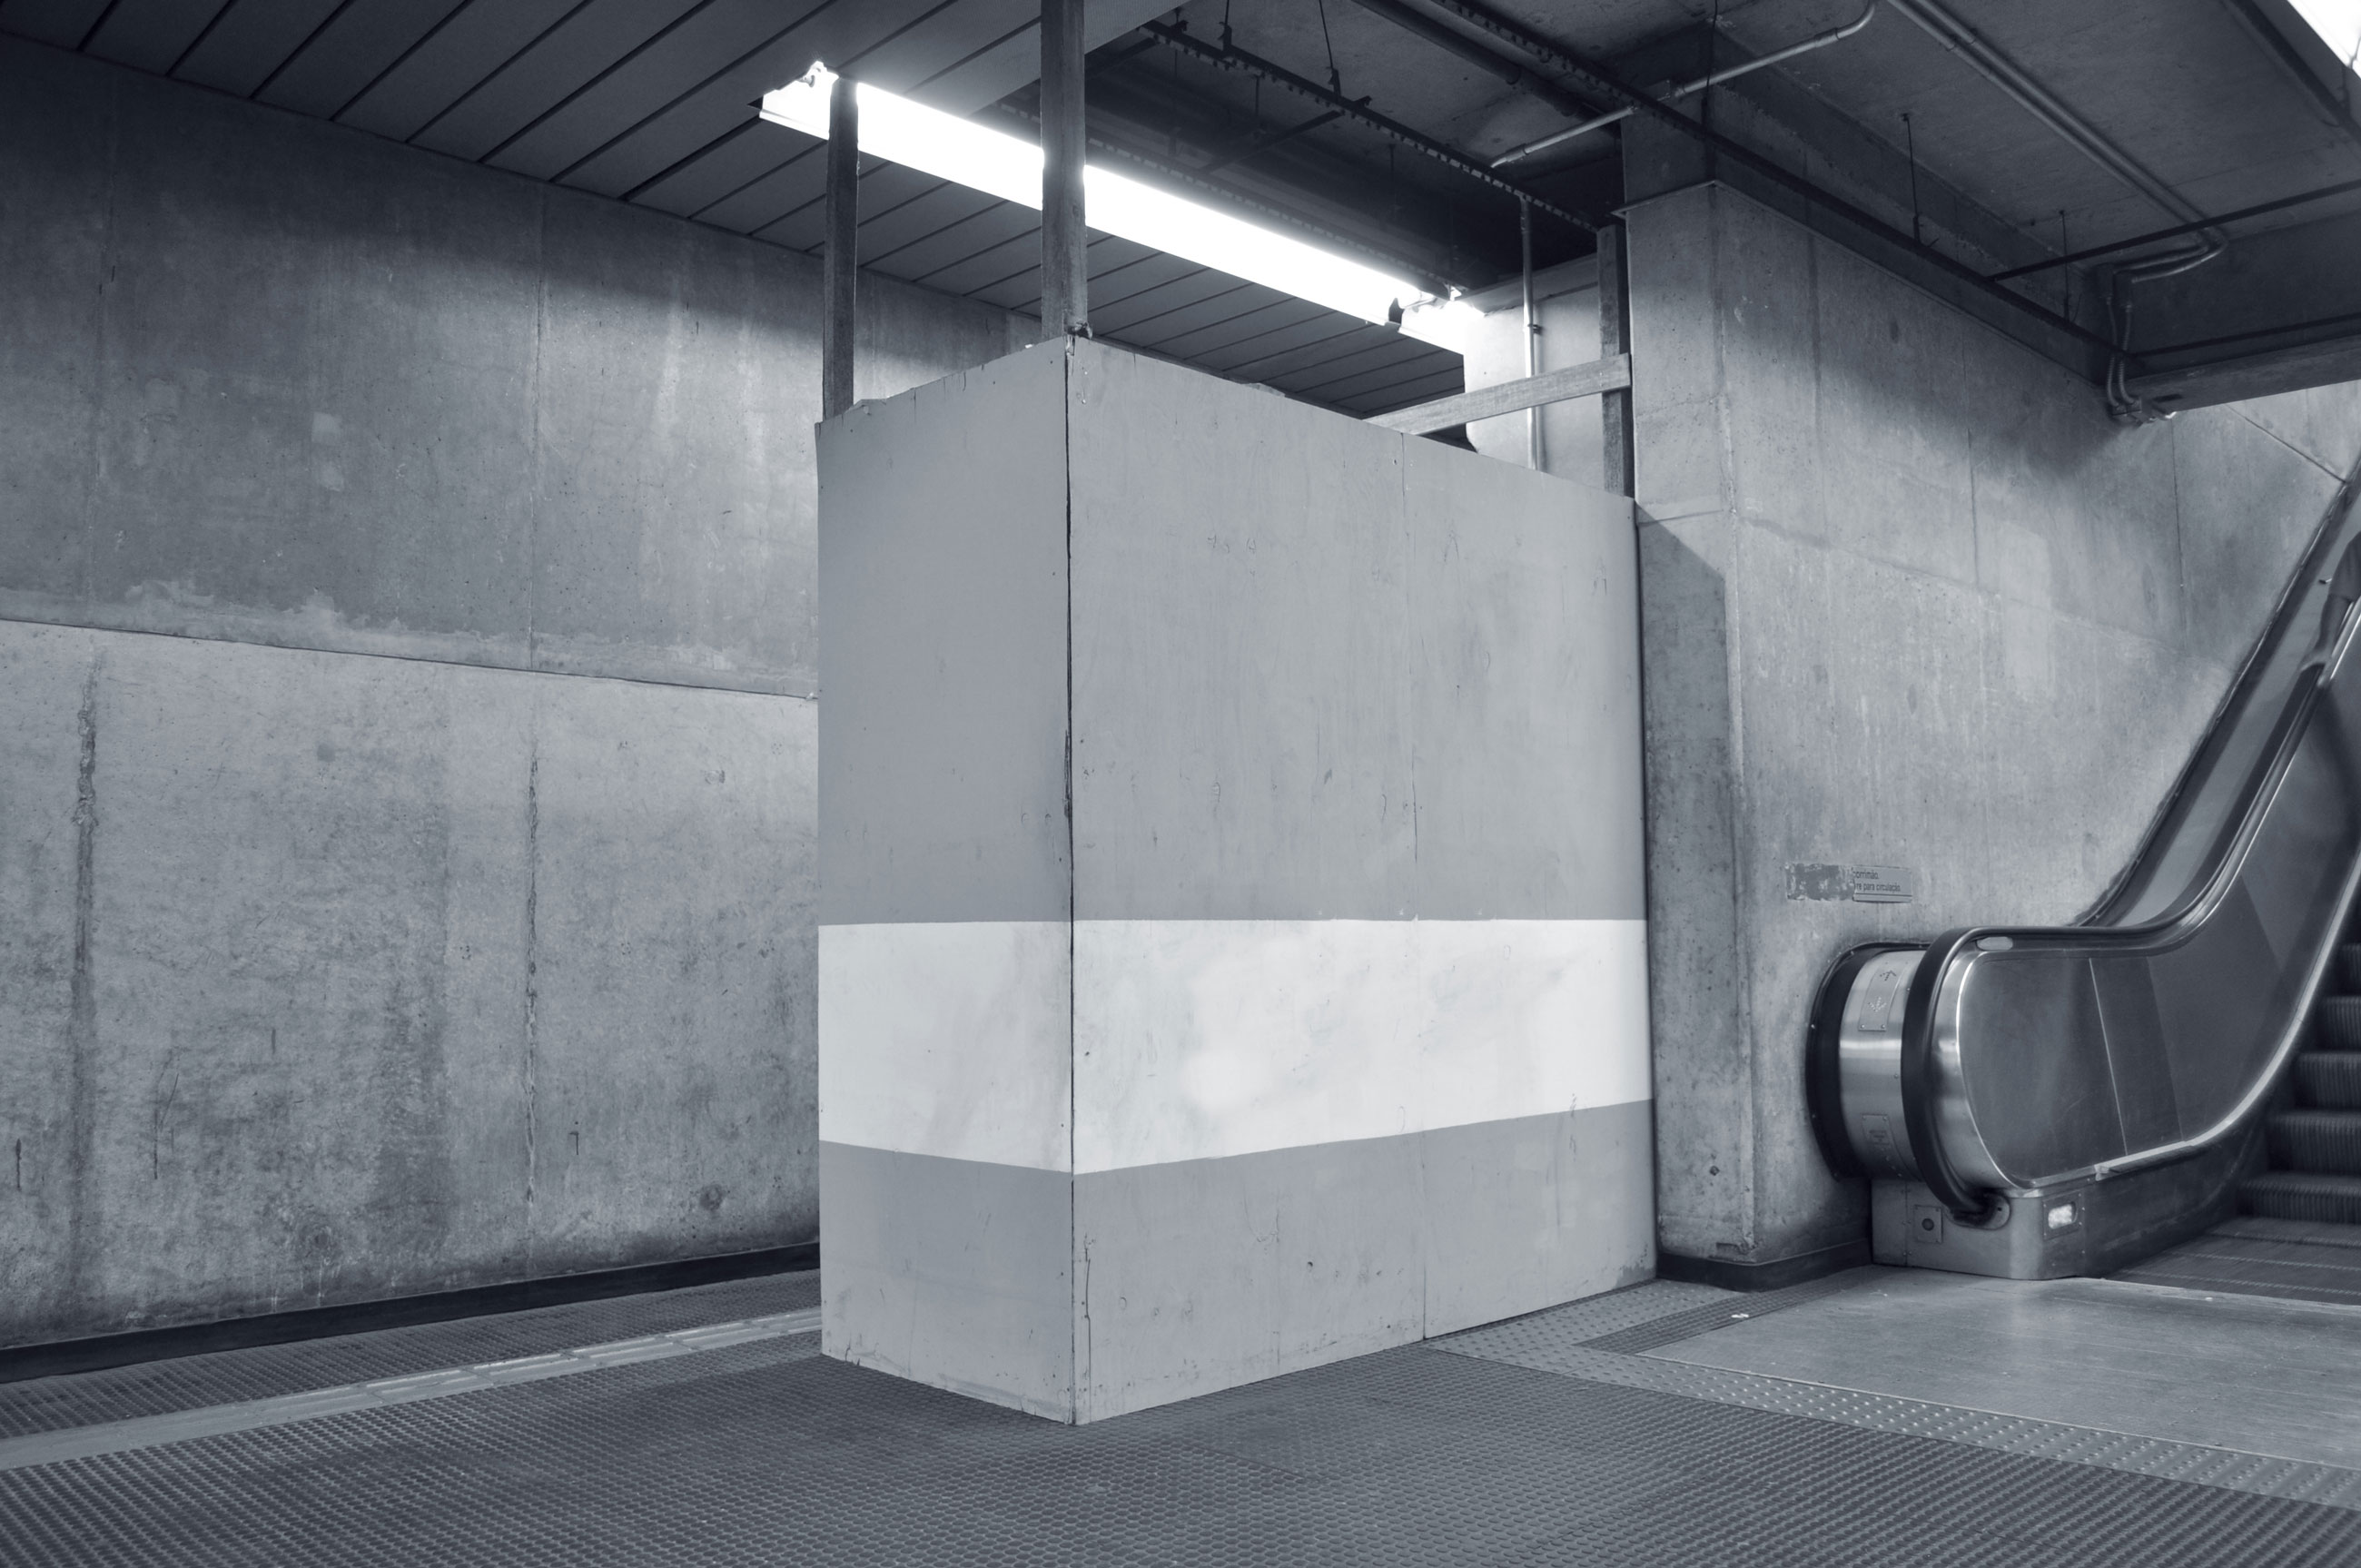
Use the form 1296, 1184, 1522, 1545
5, 1321, 2358, 1566
1576, 1268, 1878, 1355
0, 1271, 819, 1441
1445, 1278, 1735, 1348
0, 1307, 820, 1471
1437, 1284, 2361, 1514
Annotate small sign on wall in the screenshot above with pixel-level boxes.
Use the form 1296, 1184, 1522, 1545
1785, 863, 1918, 903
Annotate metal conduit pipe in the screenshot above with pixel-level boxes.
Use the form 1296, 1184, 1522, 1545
2106, 238, 2227, 422
1878, 0, 2228, 418
1140, 20, 1598, 232
1885, 0, 2220, 241
1363, 0, 2123, 356
1990, 174, 2361, 281
1491, 0, 1880, 168
1883, 0, 2234, 422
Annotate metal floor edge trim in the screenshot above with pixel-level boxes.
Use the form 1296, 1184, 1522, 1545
0, 1307, 822, 1474
2106, 1265, 2361, 1307
1429, 1337, 2361, 1512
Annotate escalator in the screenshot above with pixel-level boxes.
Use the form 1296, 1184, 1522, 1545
2107, 937, 2361, 1304
1807, 459, 2361, 1281
2251, 954, 2361, 1227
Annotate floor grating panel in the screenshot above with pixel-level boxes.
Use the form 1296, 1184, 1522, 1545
0, 1287, 2356, 1564
3, 1267, 2357, 1565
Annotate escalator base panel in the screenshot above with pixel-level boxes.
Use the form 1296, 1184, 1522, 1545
2114, 1218, 2361, 1307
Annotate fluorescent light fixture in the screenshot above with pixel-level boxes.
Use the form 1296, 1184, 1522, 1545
761, 64, 1469, 354
2289, 0, 2361, 66
1398, 293, 1481, 354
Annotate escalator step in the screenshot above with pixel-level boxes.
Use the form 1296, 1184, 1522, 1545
2267, 1109, 2361, 1173
2242, 1170, 2361, 1225
2297, 1051, 2361, 1109
2319, 997, 2361, 1050
2339, 944, 2361, 994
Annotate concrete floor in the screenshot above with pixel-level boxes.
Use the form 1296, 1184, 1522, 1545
1649, 1267, 2361, 1471
1, 1264, 2358, 1565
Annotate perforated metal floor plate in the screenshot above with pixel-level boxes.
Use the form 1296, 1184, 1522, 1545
5, 1278, 2360, 1566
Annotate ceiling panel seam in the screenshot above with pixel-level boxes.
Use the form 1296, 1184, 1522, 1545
322, 0, 474, 123
557, 2, 842, 188
403, 0, 595, 149
481, 0, 732, 167
244, 0, 367, 103
678, 141, 820, 223
624, 117, 779, 208
162, 0, 233, 80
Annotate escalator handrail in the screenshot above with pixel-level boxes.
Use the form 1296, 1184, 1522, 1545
1899, 925, 1991, 1218
1964, 667, 2324, 953
2086, 459, 2361, 926
1903, 606, 2361, 1208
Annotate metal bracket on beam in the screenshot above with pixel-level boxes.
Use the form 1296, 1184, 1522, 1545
1368, 354, 1633, 435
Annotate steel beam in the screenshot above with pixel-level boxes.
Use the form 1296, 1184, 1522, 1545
821, 73, 860, 419
1041, 0, 1090, 336
1368, 353, 1631, 435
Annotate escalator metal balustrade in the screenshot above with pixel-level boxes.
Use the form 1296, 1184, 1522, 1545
1808, 462, 2361, 1280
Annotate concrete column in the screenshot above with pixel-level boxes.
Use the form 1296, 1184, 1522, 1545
1622, 180, 2361, 1286
816, 338, 1654, 1421
1038, 0, 1088, 336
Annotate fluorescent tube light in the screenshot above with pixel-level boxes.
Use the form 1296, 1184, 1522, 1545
761, 64, 1470, 353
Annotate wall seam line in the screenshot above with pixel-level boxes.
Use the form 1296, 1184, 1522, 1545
63, 655, 104, 1315
78, 67, 122, 608
0, 614, 819, 700
522, 707, 540, 1276
1064, 339, 1082, 1424
1696, 513, 2207, 661
2226, 404, 2356, 484
1713, 189, 1762, 1254
528, 186, 547, 675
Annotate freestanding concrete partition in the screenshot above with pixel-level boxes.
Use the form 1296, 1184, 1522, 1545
815, 336, 1651, 1422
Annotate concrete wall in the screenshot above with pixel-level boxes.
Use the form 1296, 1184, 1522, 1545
1624, 182, 2361, 1278
818, 339, 1653, 1423
0, 38, 1027, 1346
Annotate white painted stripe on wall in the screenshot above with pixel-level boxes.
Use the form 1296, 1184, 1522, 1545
818, 921, 1072, 1171
1073, 919, 1649, 1172
821, 919, 1648, 1175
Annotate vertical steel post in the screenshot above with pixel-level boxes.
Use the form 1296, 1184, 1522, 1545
821, 73, 860, 419
1521, 197, 1543, 470
1596, 222, 1635, 498
1040, 0, 1089, 337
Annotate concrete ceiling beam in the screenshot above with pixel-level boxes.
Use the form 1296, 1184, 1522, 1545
2124, 202, 2361, 408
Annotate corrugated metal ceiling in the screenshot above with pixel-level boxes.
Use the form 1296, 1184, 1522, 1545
0, 0, 1464, 417
10, 0, 2356, 412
